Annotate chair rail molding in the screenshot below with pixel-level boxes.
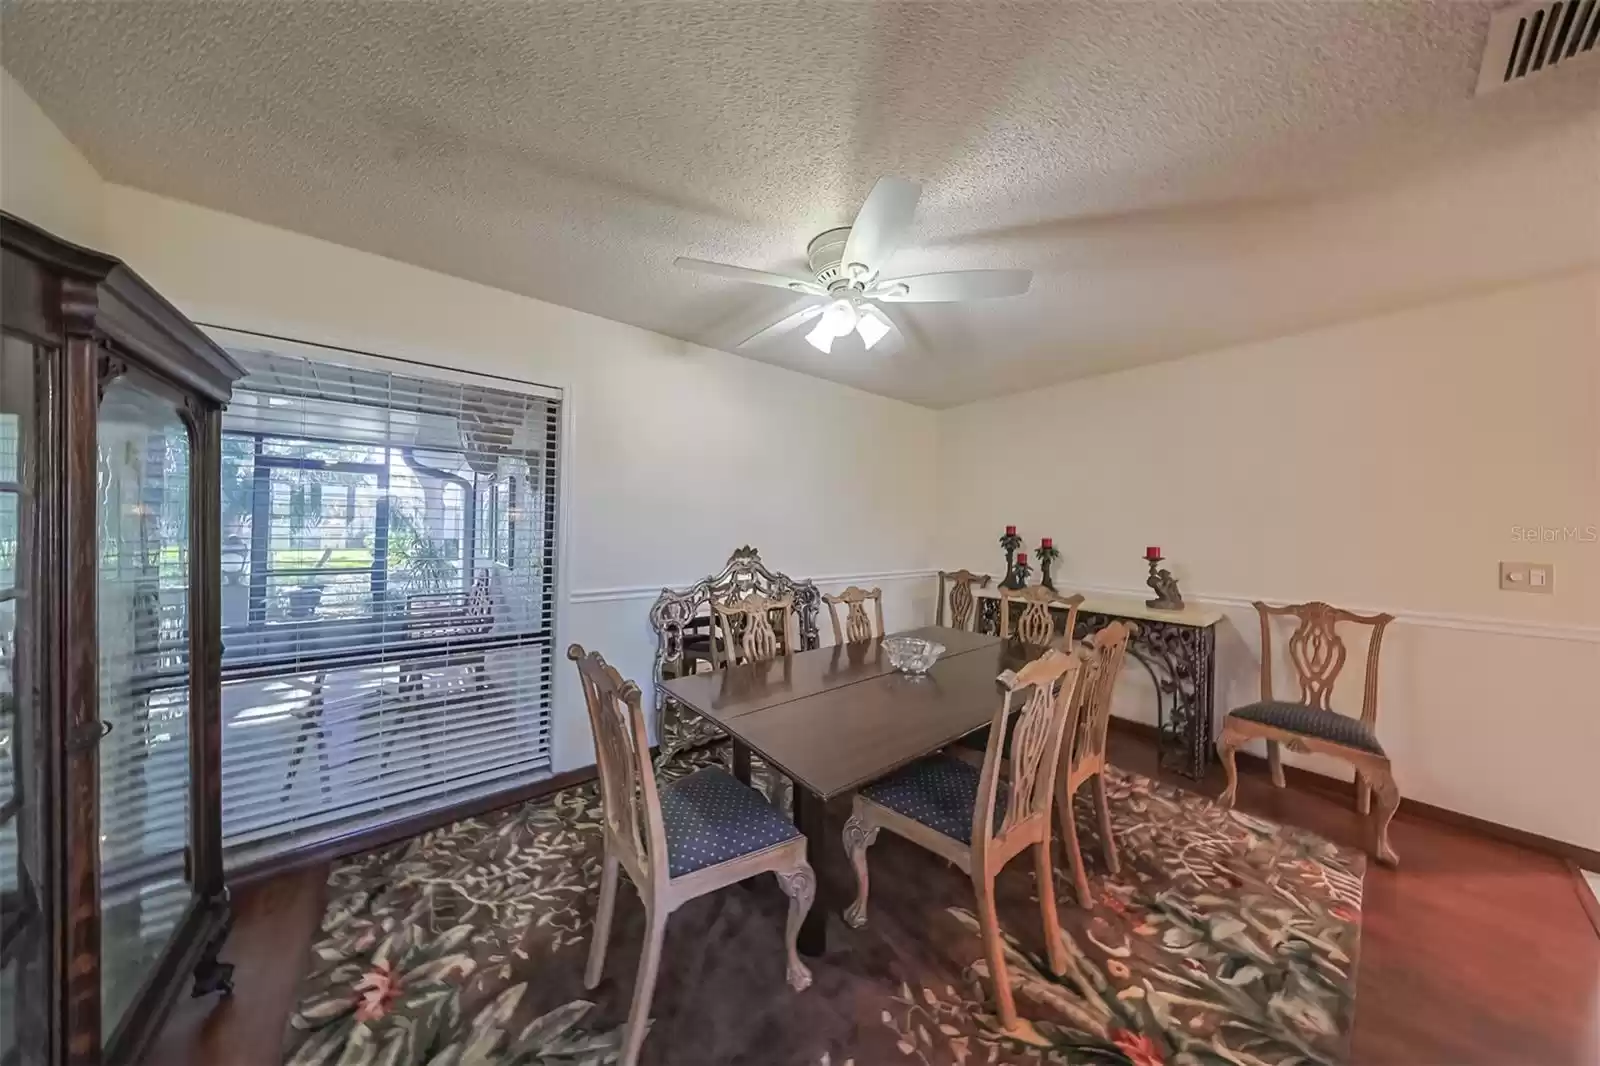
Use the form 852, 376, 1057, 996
570, 568, 937, 605
1029, 581, 1600, 645
573, 572, 1600, 642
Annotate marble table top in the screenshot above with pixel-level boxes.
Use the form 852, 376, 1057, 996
974, 586, 1224, 628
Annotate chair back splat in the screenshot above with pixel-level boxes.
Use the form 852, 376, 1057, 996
999, 585, 1084, 646
1258, 600, 1391, 729
981, 648, 1084, 847
937, 569, 991, 631
823, 585, 885, 644
1067, 621, 1135, 780
1055, 621, 1135, 908
711, 591, 798, 668
569, 645, 667, 891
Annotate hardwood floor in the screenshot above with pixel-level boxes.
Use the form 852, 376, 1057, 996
144, 865, 330, 1066
150, 731, 1600, 1065
1107, 732, 1600, 1066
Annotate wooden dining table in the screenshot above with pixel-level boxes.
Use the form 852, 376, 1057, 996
659, 625, 1041, 956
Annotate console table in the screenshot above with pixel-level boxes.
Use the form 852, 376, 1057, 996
975, 588, 1223, 779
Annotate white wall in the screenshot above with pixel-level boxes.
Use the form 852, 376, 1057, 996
0, 69, 103, 245
1, 74, 940, 775
937, 271, 1600, 850
97, 185, 940, 772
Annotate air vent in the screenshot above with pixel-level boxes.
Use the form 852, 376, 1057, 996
1476, 0, 1600, 95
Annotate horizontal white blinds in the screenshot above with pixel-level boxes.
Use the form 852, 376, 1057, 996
218, 348, 560, 865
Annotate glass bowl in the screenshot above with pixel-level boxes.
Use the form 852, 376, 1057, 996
882, 635, 945, 675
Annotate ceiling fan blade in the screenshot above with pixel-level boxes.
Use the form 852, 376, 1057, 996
870, 269, 1033, 303
840, 177, 921, 280
737, 302, 825, 349
674, 257, 825, 295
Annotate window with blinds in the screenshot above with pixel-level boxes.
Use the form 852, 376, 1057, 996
216, 346, 561, 866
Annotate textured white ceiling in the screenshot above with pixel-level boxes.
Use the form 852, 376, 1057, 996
3, 1, 1598, 406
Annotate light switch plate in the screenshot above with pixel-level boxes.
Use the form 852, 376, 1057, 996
1500, 561, 1554, 593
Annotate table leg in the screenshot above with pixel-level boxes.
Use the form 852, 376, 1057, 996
731, 740, 752, 785
794, 787, 830, 957
1185, 625, 1216, 779
1149, 622, 1216, 780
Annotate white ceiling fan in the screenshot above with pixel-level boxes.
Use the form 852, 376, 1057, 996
674, 177, 1033, 354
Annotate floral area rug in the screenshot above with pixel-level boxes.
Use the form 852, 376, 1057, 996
282, 752, 1364, 1066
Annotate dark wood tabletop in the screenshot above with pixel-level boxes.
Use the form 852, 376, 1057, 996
660, 624, 1000, 724
659, 626, 1029, 799
659, 625, 1039, 957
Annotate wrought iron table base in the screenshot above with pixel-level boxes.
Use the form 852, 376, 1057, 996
979, 599, 1216, 780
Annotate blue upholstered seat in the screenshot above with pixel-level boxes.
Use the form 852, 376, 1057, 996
658, 767, 801, 877
1229, 700, 1385, 755
860, 754, 1007, 845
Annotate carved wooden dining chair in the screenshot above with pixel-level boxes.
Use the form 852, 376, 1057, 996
1218, 601, 1400, 864
841, 649, 1086, 1045
937, 569, 992, 630
709, 591, 797, 669
1056, 621, 1134, 907
822, 585, 885, 644
568, 645, 815, 1066
999, 585, 1084, 646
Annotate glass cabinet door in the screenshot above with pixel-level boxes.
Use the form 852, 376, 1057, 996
95, 374, 196, 1042
0, 335, 44, 1066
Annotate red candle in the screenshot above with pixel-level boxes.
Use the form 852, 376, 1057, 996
1041, 537, 1053, 549
1146, 545, 1161, 560
1005, 525, 1016, 536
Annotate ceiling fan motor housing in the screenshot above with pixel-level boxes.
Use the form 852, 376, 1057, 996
806, 227, 855, 290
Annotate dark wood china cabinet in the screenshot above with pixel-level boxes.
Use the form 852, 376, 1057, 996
0, 214, 243, 1066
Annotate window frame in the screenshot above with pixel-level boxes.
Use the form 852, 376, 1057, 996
202, 327, 570, 870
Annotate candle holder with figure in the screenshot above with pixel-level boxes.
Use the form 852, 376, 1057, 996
1035, 538, 1060, 591
1143, 546, 1185, 610
1009, 550, 1032, 590
999, 525, 1025, 589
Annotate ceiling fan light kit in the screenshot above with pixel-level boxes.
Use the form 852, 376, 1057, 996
674, 175, 1034, 355
855, 305, 893, 349
803, 298, 894, 353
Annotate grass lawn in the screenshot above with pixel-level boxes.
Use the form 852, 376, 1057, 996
269, 547, 376, 569
158, 544, 377, 576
